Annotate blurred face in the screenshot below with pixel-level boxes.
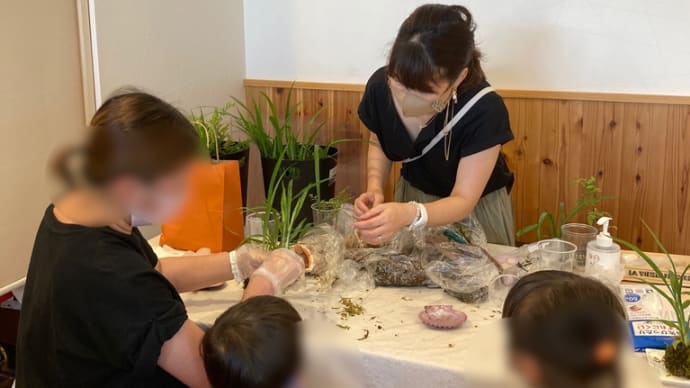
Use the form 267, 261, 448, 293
112, 164, 193, 225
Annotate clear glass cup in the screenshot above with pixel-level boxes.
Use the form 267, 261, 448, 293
311, 203, 340, 226
560, 223, 598, 272
489, 273, 521, 311
538, 239, 577, 272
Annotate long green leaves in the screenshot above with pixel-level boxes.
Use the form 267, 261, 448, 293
232, 87, 330, 160
616, 222, 690, 346
189, 102, 248, 160
516, 176, 612, 239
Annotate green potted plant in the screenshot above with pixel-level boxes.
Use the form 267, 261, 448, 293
188, 102, 250, 205
233, 89, 339, 223
617, 222, 690, 379
246, 150, 315, 252
517, 176, 613, 240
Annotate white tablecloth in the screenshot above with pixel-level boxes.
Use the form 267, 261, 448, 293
151, 241, 663, 388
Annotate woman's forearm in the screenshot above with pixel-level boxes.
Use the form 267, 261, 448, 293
423, 195, 479, 227
366, 140, 392, 193
157, 253, 232, 293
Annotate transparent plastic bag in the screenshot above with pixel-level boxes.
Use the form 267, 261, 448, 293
294, 225, 345, 289
423, 239, 500, 304
364, 251, 429, 287
334, 259, 375, 291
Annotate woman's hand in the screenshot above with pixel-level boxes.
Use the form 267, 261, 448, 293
353, 202, 416, 245
250, 248, 305, 295
231, 244, 270, 282
354, 190, 385, 218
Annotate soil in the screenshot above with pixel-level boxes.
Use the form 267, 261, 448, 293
664, 342, 690, 378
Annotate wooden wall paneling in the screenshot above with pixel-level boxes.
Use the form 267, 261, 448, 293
301, 89, 334, 144
659, 105, 690, 254
537, 99, 561, 229
332, 91, 366, 196
244, 80, 690, 254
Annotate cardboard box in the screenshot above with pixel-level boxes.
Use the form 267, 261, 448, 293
623, 250, 690, 288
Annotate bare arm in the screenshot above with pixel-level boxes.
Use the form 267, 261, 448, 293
158, 320, 211, 388
424, 145, 500, 226
156, 253, 232, 293
366, 138, 392, 194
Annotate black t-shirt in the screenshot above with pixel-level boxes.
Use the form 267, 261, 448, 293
16, 205, 187, 388
358, 67, 514, 197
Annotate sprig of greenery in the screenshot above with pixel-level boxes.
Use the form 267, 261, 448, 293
188, 102, 248, 160
233, 87, 351, 161
517, 176, 613, 240
615, 221, 690, 347
246, 150, 316, 250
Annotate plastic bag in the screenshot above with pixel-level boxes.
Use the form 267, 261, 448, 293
364, 252, 430, 287
334, 259, 375, 291
423, 240, 499, 304
294, 225, 345, 289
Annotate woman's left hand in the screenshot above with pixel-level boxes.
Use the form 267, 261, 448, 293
353, 202, 416, 245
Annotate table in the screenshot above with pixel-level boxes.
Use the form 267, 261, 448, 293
151, 241, 663, 388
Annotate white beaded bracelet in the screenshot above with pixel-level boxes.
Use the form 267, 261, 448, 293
229, 250, 244, 284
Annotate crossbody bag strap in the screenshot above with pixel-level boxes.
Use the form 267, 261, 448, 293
403, 86, 495, 164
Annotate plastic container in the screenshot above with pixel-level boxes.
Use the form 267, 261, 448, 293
585, 217, 623, 285
538, 239, 577, 272
561, 223, 598, 272
311, 202, 340, 226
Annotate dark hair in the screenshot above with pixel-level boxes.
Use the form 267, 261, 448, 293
202, 296, 303, 388
502, 271, 626, 388
52, 89, 198, 187
387, 4, 484, 93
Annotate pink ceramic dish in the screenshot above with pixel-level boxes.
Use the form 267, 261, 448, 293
419, 305, 468, 329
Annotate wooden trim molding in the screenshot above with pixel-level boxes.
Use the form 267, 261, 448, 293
244, 79, 690, 105
76, 0, 97, 122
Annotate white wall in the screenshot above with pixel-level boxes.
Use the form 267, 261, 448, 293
93, 0, 247, 111
244, 0, 690, 95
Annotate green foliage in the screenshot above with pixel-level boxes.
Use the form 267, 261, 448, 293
312, 190, 353, 211
615, 221, 690, 351
188, 102, 248, 160
246, 150, 316, 250
233, 87, 346, 160
516, 176, 613, 240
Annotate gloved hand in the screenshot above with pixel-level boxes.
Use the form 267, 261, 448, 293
229, 244, 271, 283
250, 248, 305, 294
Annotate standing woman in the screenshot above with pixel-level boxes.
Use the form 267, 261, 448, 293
353, 4, 515, 246
16, 91, 304, 387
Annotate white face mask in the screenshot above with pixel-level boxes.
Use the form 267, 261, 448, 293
128, 181, 188, 226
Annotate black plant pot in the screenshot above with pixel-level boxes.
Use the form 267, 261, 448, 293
261, 147, 337, 224
220, 145, 250, 207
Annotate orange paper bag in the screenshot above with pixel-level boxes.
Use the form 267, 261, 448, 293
160, 160, 244, 252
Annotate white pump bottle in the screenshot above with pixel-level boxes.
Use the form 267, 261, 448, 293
585, 217, 623, 283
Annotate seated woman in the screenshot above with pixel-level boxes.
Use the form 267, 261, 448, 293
15, 90, 305, 387
502, 271, 626, 388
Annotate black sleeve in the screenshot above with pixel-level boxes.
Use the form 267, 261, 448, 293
358, 73, 383, 137
62, 246, 187, 377
458, 93, 514, 158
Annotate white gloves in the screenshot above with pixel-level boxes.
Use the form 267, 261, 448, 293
229, 244, 271, 283
250, 248, 306, 294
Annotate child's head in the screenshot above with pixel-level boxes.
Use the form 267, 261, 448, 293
202, 295, 303, 388
502, 271, 626, 388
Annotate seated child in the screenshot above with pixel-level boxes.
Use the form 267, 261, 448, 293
202, 295, 302, 388
502, 271, 626, 388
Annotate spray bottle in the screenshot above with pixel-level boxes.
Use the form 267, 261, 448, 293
585, 217, 623, 283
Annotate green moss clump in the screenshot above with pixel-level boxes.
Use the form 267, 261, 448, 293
664, 342, 690, 378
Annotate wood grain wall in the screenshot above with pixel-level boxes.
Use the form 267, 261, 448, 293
244, 79, 690, 255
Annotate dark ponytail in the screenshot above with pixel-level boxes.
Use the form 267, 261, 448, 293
51, 89, 199, 187
387, 4, 485, 93
503, 271, 626, 388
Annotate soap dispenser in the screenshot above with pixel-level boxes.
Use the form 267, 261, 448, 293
585, 217, 622, 281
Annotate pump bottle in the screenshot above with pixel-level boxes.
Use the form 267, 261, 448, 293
585, 217, 622, 283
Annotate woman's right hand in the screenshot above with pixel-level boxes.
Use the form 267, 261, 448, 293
354, 190, 385, 218
250, 248, 305, 295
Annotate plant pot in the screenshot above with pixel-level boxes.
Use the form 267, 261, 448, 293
244, 211, 275, 238
261, 146, 337, 224
220, 144, 250, 207
311, 202, 341, 226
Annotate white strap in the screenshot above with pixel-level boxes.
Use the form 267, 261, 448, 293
403, 86, 495, 163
